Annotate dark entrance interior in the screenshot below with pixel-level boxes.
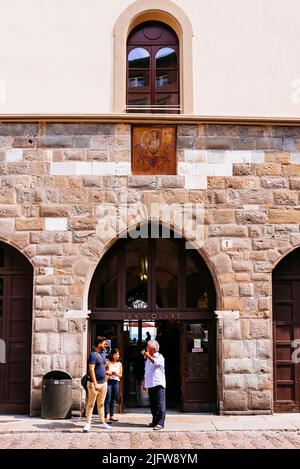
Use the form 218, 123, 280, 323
123, 320, 181, 409
90, 320, 181, 410
0, 242, 33, 414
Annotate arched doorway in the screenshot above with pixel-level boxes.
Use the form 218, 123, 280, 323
88, 226, 217, 412
273, 248, 300, 412
0, 242, 33, 414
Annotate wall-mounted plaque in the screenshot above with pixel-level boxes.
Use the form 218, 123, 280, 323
132, 126, 176, 175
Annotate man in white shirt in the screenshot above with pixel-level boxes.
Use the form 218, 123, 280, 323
142, 339, 166, 430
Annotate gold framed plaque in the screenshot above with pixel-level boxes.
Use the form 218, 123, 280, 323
132, 126, 176, 175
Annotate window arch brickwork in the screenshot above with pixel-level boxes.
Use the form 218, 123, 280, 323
113, 0, 193, 114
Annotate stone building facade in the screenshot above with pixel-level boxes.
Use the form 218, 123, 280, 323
1, 120, 300, 415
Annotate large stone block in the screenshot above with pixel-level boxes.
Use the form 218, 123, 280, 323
68, 319, 84, 333
65, 354, 82, 378
224, 391, 248, 411
261, 176, 288, 189
5, 148, 23, 162
269, 209, 300, 224
209, 225, 248, 237
249, 320, 271, 339
222, 283, 239, 297
0, 123, 38, 136
223, 341, 245, 358
15, 218, 44, 231
223, 320, 242, 339
236, 210, 268, 225
254, 282, 271, 297
36, 244, 63, 255
232, 261, 253, 272
212, 254, 232, 274
58, 319, 69, 332
223, 297, 242, 310
0, 188, 15, 204
213, 209, 235, 224
224, 374, 244, 389
289, 177, 300, 189
45, 123, 114, 136
48, 334, 61, 354
223, 358, 255, 374
255, 163, 281, 176
256, 340, 271, 359
248, 391, 272, 410
50, 354, 66, 371
273, 191, 298, 206
40, 205, 69, 217
34, 318, 57, 332
232, 164, 254, 175
33, 355, 51, 376
256, 375, 272, 390
258, 297, 271, 311
62, 334, 82, 354
239, 283, 254, 297
203, 238, 220, 257
33, 334, 48, 354
37, 136, 74, 148
0, 204, 20, 217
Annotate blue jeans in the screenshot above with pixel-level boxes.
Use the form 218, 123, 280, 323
104, 379, 119, 417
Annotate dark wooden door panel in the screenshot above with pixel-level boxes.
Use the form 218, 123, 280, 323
0, 243, 32, 414
181, 321, 216, 412
273, 253, 300, 412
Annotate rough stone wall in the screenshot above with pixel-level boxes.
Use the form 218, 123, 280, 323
1, 121, 300, 415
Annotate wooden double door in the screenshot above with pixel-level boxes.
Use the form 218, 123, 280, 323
90, 318, 216, 412
0, 243, 33, 414
273, 249, 300, 412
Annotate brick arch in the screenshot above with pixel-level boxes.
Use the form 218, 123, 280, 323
0, 234, 34, 267
113, 0, 193, 114
271, 238, 300, 271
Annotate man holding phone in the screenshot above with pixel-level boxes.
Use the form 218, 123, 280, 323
141, 340, 166, 430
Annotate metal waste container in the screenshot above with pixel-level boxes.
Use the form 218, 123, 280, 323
41, 370, 72, 419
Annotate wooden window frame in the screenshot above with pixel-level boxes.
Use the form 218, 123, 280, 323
127, 21, 179, 114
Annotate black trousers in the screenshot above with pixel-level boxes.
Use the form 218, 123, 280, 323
148, 385, 166, 427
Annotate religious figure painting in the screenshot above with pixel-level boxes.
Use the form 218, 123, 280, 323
132, 126, 176, 175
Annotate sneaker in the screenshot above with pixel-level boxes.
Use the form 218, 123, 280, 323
153, 424, 164, 430
109, 416, 118, 422
83, 423, 90, 433
99, 422, 112, 430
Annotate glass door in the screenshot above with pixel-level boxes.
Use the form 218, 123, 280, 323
123, 320, 156, 408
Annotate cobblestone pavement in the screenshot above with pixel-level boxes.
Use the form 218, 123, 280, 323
1, 430, 300, 449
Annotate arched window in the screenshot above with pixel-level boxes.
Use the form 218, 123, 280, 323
127, 21, 180, 114
89, 228, 215, 312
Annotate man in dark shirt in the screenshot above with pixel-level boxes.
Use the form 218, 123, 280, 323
83, 336, 111, 432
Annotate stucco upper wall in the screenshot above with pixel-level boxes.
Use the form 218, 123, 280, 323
0, 0, 300, 117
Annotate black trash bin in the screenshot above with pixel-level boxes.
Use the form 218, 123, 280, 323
41, 370, 72, 419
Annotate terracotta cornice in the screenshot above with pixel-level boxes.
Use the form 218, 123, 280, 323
0, 114, 300, 125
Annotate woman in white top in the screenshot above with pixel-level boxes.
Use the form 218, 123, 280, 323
104, 348, 123, 422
